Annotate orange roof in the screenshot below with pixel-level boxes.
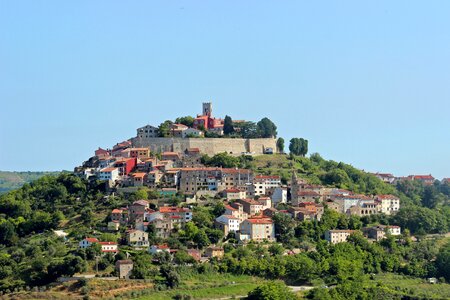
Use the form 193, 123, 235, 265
130, 148, 149, 151
85, 237, 99, 243
225, 205, 237, 211
132, 172, 147, 178
101, 167, 118, 172
224, 188, 240, 193
255, 175, 280, 180
111, 209, 123, 214
409, 175, 434, 180
159, 206, 190, 213
99, 241, 117, 245
246, 218, 273, 224
377, 194, 400, 200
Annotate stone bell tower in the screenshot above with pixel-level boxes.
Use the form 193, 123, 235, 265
202, 102, 213, 117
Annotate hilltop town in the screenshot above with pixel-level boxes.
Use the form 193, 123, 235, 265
0, 103, 449, 299
70, 103, 447, 271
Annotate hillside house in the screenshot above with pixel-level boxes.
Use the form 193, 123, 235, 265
375, 195, 400, 215
325, 230, 358, 244
79, 237, 99, 249
137, 125, 159, 139
116, 260, 133, 279
98, 167, 120, 182
363, 225, 401, 241
215, 215, 240, 236
126, 229, 149, 247
239, 218, 275, 242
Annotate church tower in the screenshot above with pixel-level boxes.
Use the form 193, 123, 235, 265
202, 102, 213, 117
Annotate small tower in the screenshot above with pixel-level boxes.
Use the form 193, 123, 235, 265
202, 102, 213, 117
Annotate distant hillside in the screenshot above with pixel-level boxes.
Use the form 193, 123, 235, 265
0, 171, 62, 194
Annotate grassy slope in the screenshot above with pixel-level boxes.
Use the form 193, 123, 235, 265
373, 273, 450, 299
0, 171, 61, 194
138, 274, 265, 300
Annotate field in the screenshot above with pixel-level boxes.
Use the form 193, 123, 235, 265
372, 273, 450, 299
0, 171, 61, 194
138, 273, 266, 300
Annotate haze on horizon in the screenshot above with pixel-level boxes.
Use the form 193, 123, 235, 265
0, 1, 449, 179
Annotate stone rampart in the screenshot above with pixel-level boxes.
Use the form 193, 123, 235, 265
130, 137, 277, 156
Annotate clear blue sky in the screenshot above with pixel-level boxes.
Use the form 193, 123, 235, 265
0, 1, 449, 179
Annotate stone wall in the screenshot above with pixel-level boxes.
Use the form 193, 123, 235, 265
130, 137, 277, 156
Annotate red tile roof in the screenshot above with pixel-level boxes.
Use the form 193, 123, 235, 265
255, 175, 280, 180
224, 188, 240, 193
376, 194, 400, 200
85, 237, 99, 243
159, 206, 190, 213
101, 167, 118, 172
246, 218, 273, 224
132, 172, 147, 178
99, 242, 117, 245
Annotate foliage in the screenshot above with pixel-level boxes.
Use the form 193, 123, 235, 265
175, 116, 195, 127
223, 115, 234, 135
201, 153, 240, 168
276, 138, 284, 153
158, 120, 174, 137
256, 118, 277, 138
289, 138, 308, 156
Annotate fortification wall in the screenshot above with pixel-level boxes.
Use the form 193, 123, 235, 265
130, 137, 277, 156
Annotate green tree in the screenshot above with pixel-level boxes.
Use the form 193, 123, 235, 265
247, 281, 297, 300
134, 188, 148, 200
0, 220, 18, 246
158, 120, 173, 137
239, 121, 259, 138
223, 115, 234, 135
436, 242, 450, 281
289, 138, 302, 156
422, 185, 438, 208
272, 213, 295, 243
257, 118, 277, 138
276, 137, 285, 153
193, 230, 211, 249
175, 116, 195, 127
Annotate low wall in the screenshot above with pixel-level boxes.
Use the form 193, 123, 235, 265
131, 137, 277, 156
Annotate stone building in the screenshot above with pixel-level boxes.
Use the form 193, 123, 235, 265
116, 260, 134, 279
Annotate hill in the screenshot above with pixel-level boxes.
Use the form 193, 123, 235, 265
0, 171, 61, 194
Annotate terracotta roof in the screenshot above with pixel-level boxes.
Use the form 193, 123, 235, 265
376, 194, 400, 200
132, 172, 147, 178
84, 237, 99, 243
409, 175, 435, 180
153, 244, 170, 249
112, 209, 123, 214
328, 230, 357, 233
99, 242, 117, 245
130, 148, 149, 151
133, 200, 149, 206
224, 188, 240, 193
101, 167, 118, 172
225, 205, 237, 211
159, 206, 190, 213
187, 148, 200, 152
246, 218, 273, 224
255, 175, 280, 180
